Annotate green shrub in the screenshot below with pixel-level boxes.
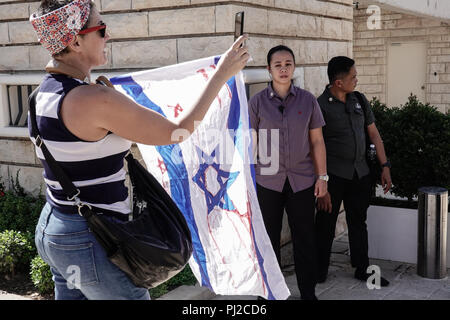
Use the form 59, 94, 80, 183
0, 230, 34, 277
30, 255, 54, 294
371, 94, 450, 201
0, 190, 45, 234
149, 264, 198, 299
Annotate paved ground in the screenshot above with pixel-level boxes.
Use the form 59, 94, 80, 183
2, 233, 448, 300
160, 233, 450, 301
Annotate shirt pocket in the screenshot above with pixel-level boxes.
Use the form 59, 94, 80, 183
324, 112, 352, 136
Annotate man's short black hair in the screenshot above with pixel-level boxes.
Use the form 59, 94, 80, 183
327, 56, 355, 84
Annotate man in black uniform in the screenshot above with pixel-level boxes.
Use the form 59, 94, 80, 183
316, 56, 392, 286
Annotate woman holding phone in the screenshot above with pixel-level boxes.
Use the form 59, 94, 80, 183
30, 0, 249, 300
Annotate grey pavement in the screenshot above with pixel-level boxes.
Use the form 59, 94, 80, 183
1, 233, 448, 300
159, 233, 450, 301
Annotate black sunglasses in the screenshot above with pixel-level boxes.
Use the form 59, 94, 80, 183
78, 22, 106, 38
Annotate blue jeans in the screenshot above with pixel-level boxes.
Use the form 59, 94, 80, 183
35, 203, 150, 300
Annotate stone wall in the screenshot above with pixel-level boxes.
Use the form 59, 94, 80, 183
354, 4, 450, 113
0, 0, 354, 196
0, 0, 353, 88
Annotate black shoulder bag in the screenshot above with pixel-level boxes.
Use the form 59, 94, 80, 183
354, 91, 381, 187
28, 85, 193, 289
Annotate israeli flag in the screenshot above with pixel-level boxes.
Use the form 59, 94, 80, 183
110, 56, 290, 300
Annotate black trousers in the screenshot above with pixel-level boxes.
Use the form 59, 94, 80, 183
315, 172, 372, 277
256, 180, 317, 297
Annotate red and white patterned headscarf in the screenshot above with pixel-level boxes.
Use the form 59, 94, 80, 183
30, 0, 91, 55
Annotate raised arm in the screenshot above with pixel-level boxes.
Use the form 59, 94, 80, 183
62, 35, 249, 145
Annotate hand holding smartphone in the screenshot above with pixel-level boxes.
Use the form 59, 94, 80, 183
234, 11, 252, 62
234, 11, 244, 41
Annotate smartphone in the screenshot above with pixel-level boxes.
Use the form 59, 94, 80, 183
234, 11, 244, 41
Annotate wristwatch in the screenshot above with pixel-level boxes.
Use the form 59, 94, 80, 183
381, 160, 391, 168
318, 174, 329, 182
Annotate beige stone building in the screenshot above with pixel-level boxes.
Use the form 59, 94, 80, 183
354, 1, 450, 113
0, 0, 448, 196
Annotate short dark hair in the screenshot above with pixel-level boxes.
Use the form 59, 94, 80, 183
267, 45, 296, 66
327, 56, 355, 84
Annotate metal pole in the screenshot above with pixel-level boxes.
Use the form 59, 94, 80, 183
417, 187, 448, 279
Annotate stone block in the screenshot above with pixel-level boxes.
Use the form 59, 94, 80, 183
216, 5, 268, 34
357, 75, 379, 85
246, 36, 282, 67
30, 45, 52, 70
0, 164, 8, 189
358, 30, 375, 39
243, 0, 274, 7
341, 20, 353, 41
149, 7, 215, 37
327, 41, 349, 61
28, 1, 40, 16
299, 0, 327, 16
8, 21, 37, 44
177, 36, 232, 63
441, 94, 450, 103
0, 139, 36, 165
275, 0, 301, 11
321, 17, 343, 39
430, 63, 446, 74
92, 42, 112, 70
395, 18, 422, 29
133, 0, 189, 9
347, 41, 353, 58
0, 3, 29, 20
437, 55, 450, 63
357, 84, 382, 94
0, 46, 29, 71
325, 2, 353, 20
302, 40, 328, 64
101, 0, 131, 11
428, 27, 450, 36
6, 165, 45, 197
429, 94, 442, 104
102, 13, 148, 39
304, 66, 328, 97
297, 14, 320, 38
268, 11, 297, 37
112, 40, 177, 68
438, 74, 450, 82
0, 23, 8, 44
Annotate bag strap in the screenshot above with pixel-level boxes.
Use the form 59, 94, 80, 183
354, 91, 367, 124
28, 86, 80, 200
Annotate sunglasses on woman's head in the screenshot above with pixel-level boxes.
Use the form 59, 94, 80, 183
78, 22, 106, 38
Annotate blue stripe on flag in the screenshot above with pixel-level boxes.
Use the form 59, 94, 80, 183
226, 78, 275, 300
117, 79, 213, 290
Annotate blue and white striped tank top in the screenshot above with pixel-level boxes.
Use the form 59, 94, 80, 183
28, 73, 132, 215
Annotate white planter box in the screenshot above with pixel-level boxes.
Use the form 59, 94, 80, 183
367, 205, 450, 265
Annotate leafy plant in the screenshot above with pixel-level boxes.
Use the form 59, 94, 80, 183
149, 264, 198, 299
371, 94, 450, 201
0, 190, 45, 234
30, 255, 54, 294
0, 230, 34, 277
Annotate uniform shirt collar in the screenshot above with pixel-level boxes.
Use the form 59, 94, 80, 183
323, 85, 356, 104
268, 82, 297, 100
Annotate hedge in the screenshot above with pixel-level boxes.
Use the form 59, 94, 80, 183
370, 94, 450, 201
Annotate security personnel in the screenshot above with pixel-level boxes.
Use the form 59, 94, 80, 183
315, 56, 392, 286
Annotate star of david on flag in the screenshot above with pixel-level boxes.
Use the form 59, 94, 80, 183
110, 56, 290, 300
